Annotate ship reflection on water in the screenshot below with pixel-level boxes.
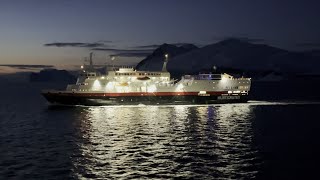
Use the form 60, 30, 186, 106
71, 104, 259, 179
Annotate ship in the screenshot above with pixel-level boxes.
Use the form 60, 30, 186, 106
42, 53, 251, 105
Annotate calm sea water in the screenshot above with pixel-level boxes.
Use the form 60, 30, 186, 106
1, 82, 320, 179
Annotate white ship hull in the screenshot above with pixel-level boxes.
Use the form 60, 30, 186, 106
42, 91, 249, 106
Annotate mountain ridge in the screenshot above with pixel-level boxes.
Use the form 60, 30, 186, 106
136, 43, 198, 71
136, 39, 320, 76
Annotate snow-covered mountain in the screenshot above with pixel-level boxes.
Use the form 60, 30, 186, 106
136, 39, 320, 76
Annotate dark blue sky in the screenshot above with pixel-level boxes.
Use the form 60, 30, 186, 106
0, 0, 319, 67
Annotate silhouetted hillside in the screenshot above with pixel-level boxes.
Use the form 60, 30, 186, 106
30, 69, 76, 83
136, 43, 198, 71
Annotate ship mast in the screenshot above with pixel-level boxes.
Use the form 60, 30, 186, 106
162, 53, 169, 71
111, 55, 115, 70
89, 52, 94, 68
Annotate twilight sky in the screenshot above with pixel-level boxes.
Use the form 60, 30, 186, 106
0, 0, 320, 68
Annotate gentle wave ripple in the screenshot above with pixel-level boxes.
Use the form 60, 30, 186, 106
69, 105, 260, 179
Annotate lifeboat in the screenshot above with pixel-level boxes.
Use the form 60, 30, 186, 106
117, 82, 129, 86
137, 76, 150, 80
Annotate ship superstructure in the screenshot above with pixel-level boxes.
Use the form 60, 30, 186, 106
42, 53, 251, 105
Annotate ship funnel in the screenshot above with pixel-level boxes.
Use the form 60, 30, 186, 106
162, 54, 169, 71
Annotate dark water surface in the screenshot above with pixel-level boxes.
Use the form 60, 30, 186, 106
1, 83, 320, 179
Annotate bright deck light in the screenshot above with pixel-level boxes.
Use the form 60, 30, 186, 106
106, 82, 114, 89
147, 85, 157, 93
92, 80, 101, 90
176, 83, 184, 91
221, 76, 228, 83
